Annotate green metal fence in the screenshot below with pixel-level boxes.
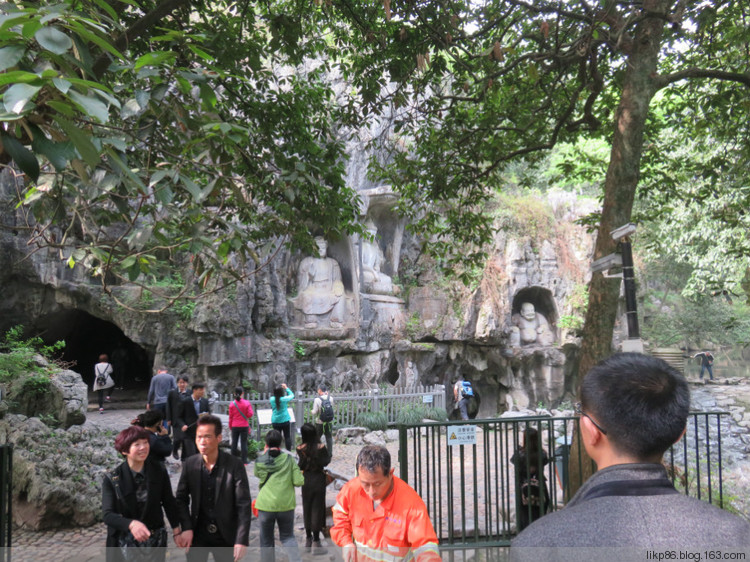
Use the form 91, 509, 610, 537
397, 412, 729, 549
0, 444, 12, 561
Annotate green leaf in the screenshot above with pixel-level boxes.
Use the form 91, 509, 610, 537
29, 125, 73, 170
3, 83, 41, 114
134, 51, 176, 70
46, 100, 75, 116
180, 175, 202, 201
106, 149, 147, 192
0, 45, 25, 71
53, 77, 71, 93
35, 26, 73, 55
54, 116, 99, 167
69, 23, 124, 61
67, 89, 109, 123
1, 133, 40, 181
0, 70, 41, 86
187, 44, 214, 61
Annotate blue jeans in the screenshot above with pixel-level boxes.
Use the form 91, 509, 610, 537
700, 363, 714, 380
458, 397, 470, 420
258, 509, 300, 562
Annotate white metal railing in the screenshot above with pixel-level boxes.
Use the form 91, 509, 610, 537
213, 385, 447, 439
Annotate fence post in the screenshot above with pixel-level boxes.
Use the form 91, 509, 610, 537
373, 388, 380, 412
0, 443, 12, 557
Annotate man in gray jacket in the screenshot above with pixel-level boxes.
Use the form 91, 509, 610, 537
512, 353, 750, 559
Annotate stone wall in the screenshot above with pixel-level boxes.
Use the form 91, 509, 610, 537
1, 168, 596, 414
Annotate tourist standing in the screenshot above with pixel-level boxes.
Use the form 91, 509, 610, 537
176, 382, 211, 458
453, 375, 473, 420
175, 415, 252, 562
147, 367, 177, 425
311, 384, 334, 455
270, 383, 295, 450
93, 353, 115, 414
228, 386, 254, 464
297, 423, 331, 554
511, 427, 550, 532
132, 410, 173, 465
512, 353, 750, 552
255, 429, 304, 562
331, 445, 441, 562
167, 375, 190, 460
102, 426, 185, 562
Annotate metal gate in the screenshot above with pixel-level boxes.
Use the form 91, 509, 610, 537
397, 412, 728, 549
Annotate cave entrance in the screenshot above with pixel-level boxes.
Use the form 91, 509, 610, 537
32, 310, 152, 389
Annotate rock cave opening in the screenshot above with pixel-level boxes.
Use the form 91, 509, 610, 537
32, 310, 151, 388
512, 286, 558, 336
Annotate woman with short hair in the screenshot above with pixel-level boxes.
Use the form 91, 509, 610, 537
102, 426, 185, 561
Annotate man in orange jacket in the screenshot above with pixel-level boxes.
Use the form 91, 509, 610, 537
331, 445, 441, 562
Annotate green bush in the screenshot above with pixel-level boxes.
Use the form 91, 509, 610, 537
396, 404, 448, 425
356, 411, 388, 432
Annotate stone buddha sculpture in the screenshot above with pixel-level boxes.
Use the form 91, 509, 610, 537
510, 302, 554, 346
292, 237, 347, 329
361, 221, 395, 294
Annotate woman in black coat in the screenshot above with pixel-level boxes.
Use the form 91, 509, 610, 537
511, 426, 550, 532
296, 422, 331, 554
102, 426, 185, 561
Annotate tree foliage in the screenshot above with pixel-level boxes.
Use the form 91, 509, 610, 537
1, 0, 364, 298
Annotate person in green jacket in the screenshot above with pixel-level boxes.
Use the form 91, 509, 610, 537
270, 383, 295, 450
255, 429, 304, 562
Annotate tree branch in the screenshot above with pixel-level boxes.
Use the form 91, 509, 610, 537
654, 68, 750, 90
92, 0, 192, 78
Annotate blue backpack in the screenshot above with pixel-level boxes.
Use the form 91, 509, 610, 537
461, 380, 473, 397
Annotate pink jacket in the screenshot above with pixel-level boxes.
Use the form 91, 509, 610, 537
228, 398, 254, 428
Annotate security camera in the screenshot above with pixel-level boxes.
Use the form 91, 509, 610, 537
591, 253, 623, 273
610, 223, 637, 241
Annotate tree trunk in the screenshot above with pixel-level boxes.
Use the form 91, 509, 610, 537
568, 0, 669, 497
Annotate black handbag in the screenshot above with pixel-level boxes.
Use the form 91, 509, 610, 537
118, 527, 168, 561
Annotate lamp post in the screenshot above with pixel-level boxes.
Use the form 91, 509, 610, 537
610, 223, 642, 353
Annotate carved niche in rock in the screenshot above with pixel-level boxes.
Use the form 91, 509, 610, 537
361, 220, 396, 295
508, 287, 558, 347
289, 237, 355, 339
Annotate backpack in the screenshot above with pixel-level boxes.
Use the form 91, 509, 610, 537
460, 380, 473, 397
319, 396, 334, 422
95, 364, 109, 386
520, 473, 542, 506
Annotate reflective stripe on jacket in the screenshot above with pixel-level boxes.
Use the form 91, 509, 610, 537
331, 475, 441, 562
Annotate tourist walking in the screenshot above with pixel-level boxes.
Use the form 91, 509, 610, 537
270, 383, 295, 450
311, 384, 334, 455
175, 415, 252, 562
176, 382, 210, 459
132, 410, 173, 465
228, 386, 254, 464
167, 375, 190, 460
453, 375, 473, 420
254, 429, 304, 562
694, 350, 715, 380
102, 426, 185, 562
511, 427, 550, 532
297, 423, 331, 554
147, 367, 177, 425
93, 353, 115, 414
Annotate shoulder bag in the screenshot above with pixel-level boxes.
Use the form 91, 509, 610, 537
105, 470, 168, 561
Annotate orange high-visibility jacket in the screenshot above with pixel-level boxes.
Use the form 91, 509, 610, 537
331, 475, 441, 562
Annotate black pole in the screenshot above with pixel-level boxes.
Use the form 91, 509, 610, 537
620, 238, 640, 339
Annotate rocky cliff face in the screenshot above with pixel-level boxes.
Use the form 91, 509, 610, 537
1, 169, 595, 415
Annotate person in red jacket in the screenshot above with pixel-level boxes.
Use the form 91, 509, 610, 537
331, 445, 441, 562
228, 386, 254, 465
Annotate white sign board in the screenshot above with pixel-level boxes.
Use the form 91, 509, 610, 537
422, 394, 433, 403
256, 408, 295, 425
447, 425, 476, 446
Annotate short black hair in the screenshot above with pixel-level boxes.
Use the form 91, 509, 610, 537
581, 353, 689, 460
265, 429, 283, 448
192, 382, 206, 391
318, 383, 328, 392
356, 445, 391, 476
196, 414, 222, 437
177, 375, 189, 383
